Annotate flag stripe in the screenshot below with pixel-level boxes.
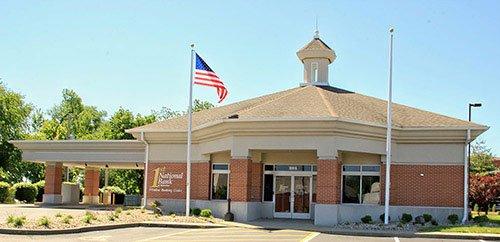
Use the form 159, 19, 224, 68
193, 53, 228, 103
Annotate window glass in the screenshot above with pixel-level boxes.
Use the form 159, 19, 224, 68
212, 164, 228, 170
312, 175, 317, 203
343, 165, 361, 172
361, 176, 380, 204
212, 173, 228, 200
362, 166, 380, 172
263, 174, 273, 202
342, 175, 360, 203
264, 165, 274, 171
312, 165, 317, 172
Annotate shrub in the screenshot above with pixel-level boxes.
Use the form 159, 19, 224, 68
431, 219, 438, 226
101, 186, 126, 195
401, 213, 412, 224
469, 173, 500, 213
361, 215, 372, 224
0, 182, 10, 203
34, 180, 45, 202
115, 207, 123, 214
37, 216, 50, 227
55, 213, 63, 218
12, 182, 38, 203
447, 214, 459, 225
191, 208, 201, 216
151, 200, 162, 215
379, 213, 390, 222
82, 211, 97, 224
414, 215, 425, 225
200, 209, 212, 218
472, 215, 489, 223
62, 215, 72, 224
422, 213, 432, 223
7, 215, 26, 227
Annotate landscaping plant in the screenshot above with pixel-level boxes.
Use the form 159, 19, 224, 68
191, 208, 201, 216
401, 213, 413, 224
379, 213, 390, 222
361, 215, 372, 224
12, 182, 38, 203
469, 173, 500, 214
0, 182, 10, 203
200, 209, 212, 218
447, 214, 459, 225
422, 213, 432, 223
37, 216, 50, 228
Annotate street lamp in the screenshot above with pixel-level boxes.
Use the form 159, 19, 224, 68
463, 102, 482, 223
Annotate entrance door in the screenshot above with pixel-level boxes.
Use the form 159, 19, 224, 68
274, 176, 292, 218
293, 176, 311, 219
274, 175, 311, 219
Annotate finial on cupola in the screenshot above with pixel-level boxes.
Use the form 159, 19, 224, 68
296, 24, 336, 87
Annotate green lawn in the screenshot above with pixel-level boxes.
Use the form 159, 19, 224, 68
419, 212, 500, 234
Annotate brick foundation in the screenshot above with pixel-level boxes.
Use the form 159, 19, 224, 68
316, 159, 341, 204
380, 164, 464, 207
44, 162, 63, 195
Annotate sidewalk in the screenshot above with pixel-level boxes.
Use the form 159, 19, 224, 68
222, 218, 500, 241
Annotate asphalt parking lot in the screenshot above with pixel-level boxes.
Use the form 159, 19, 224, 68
0, 227, 494, 242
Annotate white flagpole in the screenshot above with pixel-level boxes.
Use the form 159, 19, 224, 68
384, 27, 394, 225
185, 44, 195, 216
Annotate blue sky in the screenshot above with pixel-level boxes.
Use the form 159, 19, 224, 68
1, 1, 499, 154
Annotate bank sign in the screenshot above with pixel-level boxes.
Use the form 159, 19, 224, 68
149, 167, 184, 193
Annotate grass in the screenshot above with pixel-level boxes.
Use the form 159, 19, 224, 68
419, 212, 500, 234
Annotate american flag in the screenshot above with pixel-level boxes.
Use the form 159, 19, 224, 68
193, 53, 228, 103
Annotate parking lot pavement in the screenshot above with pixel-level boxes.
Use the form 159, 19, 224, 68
0, 227, 495, 242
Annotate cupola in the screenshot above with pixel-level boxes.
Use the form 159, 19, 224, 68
296, 30, 336, 86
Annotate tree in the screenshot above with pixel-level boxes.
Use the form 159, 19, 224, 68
0, 82, 45, 183
469, 173, 500, 213
193, 99, 214, 112
470, 141, 496, 173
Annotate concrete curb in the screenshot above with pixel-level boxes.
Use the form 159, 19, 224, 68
224, 222, 500, 241
0, 222, 226, 235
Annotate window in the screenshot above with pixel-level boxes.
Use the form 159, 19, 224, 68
211, 163, 229, 200
342, 165, 380, 204
311, 62, 319, 82
263, 174, 273, 201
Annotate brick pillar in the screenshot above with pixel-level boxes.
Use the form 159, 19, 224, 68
83, 167, 100, 204
250, 163, 263, 202
192, 162, 211, 200
316, 159, 341, 204
43, 162, 63, 204
229, 158, 252, 202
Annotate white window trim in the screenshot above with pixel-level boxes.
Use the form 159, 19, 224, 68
340, 164, 381, 205
210, 163, 229, 200
261, 164, 317, 203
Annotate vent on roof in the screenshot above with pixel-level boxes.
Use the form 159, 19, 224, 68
228, 114, 239, 119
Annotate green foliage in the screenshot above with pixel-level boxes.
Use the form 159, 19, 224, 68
193, 99, 215, 112
379, 213, 390, 222
200, 209, 212, 218
447, 214, 459, 224
470, 141, 496, 173
151, 200, 162, 215
401, 213, 413, 223
191, 208, 201, 216
37, 216, 50, 227
0, 181, 10, 203
82, 211, 97, 224
34, 180, 45, 202
55, 212, 63, 218
100, 186, 126, 195
62, 215, 72, 224
12, 182, 38, 203
361, 215, 372, 224
115, 207, 123, 214
6, 215, 26, 227
472, 215, 489, 223
431, 219, 438, 226
423, 213, 433, 223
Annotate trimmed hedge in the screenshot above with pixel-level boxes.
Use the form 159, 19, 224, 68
200, 209, 212, 218
34, 180, 45, 202
0, 182, 10, 203
12, 182, 38, 203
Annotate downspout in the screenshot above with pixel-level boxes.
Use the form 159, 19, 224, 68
462, 128, 470, 224
140, 131, 150, 208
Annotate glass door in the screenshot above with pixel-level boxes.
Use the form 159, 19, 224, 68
292, 176, 311, 219
274, 176, 292, 218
